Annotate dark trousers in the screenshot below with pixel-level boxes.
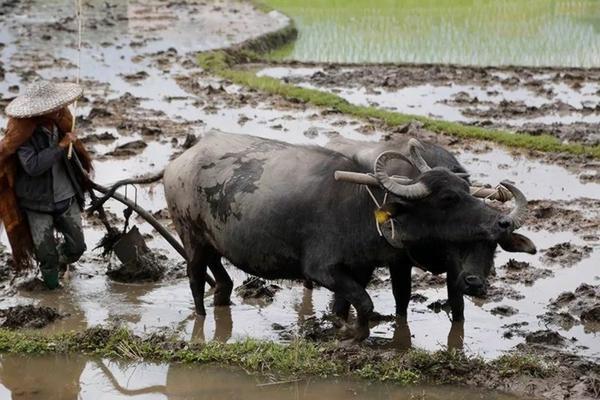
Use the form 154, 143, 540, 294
25, 200, 86, 287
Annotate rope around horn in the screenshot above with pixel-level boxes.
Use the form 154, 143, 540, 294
67, 0, 83, 160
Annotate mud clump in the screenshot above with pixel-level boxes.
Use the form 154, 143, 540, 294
525, 330, 566, 346
491, 305, 518, 317
497, 259, 553, 285
0, 305, 61, 329
106, 251, 167, 283
235, 277, 281, 303
106, 140, 148, 157
542, 242, 592, 266
543, 284, 600, 330
581, 306, 600, 323
297, 315, 337, 341
427, 299, 450, 313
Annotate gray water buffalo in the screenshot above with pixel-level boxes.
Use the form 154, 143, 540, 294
164, 131, 535, 341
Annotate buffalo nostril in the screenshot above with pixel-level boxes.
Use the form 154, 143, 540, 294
498, 217, 511, 229
464, 275, 483, 288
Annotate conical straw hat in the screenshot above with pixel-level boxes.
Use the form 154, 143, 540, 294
5, 80, 83, 118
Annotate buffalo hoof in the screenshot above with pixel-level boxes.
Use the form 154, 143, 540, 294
337, 322, 355, 339
338, 322, 369, 342
354, 324, 370, 342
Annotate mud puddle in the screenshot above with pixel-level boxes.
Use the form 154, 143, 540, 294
0, 354, 520, 399
0, 0, 599, 371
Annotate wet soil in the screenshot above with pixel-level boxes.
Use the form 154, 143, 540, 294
0, 1, 599, 399
235, 277, 282, 304
256, 62, 600, 147
543, 284, 600, 332
542, 242, 593, 267
106, 251, 168, 283
0, 305, 61, 329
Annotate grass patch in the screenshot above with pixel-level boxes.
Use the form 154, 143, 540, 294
0, 327, 553, 386
494, 353, 555, 378
198, 49, 600, 159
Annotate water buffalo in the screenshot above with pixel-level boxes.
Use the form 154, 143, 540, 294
326, 136, 473, 320
164, 131, 535, 341
325, 136, 535, 322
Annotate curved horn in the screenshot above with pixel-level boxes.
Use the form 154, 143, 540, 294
374, 151, 430, 200
500, 180, 528, 229
407, 138, 432, 173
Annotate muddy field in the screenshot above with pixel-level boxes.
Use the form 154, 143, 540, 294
257, 63, 600, 147
0, 0, 599, 398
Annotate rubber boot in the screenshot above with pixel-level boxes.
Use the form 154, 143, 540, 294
41, 269, 60, 290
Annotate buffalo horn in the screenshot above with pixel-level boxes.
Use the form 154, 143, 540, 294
500, 180, 528, 229
373, 151, 431, 200
407, 138, 432, 173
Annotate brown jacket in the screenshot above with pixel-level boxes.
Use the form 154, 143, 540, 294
0, 107, 92, 270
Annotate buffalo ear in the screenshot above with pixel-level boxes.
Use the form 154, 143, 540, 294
499, 233, 537, 254
378, 202, 410, 219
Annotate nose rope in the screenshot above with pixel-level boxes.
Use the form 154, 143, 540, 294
363, 185, 396, 239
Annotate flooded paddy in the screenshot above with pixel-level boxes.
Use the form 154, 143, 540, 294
0, 0, 599, 398
264, 0, 600, 67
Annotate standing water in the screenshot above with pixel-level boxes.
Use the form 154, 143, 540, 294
0, 355, 519, 399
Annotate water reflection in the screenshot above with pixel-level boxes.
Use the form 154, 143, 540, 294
190, 306, 233, 344
382, 318, 464, 352
0, 355, 85, 399
0, 354, 520, 399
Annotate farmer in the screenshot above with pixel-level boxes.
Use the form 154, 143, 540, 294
0, 80, 93, 289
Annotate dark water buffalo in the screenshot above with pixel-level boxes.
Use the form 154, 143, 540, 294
324, 136, 535, 321
326, 136, 477, 320
164, 131, 535, 340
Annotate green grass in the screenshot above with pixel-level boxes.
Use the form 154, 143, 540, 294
198, 50, 600, 159
0, 327, 553, 386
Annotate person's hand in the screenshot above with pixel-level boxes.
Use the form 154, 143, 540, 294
59, 131, 77, 149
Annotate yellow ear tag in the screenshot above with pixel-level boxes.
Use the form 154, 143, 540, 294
374, 208, 391, 224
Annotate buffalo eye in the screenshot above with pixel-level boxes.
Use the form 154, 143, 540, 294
439, 192, 459, 209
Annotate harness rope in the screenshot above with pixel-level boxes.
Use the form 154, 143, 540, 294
67, 0, 83, 159
364, 185, 395, 239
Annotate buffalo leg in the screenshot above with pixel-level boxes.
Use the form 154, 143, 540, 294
187, 248, 209, 316
332, 294, 350, 321
306, 265, 374, 341
207, 252, 233, 306
390, 264, 412, 316
446, 273, 465, 322
332, 267, 374, 322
